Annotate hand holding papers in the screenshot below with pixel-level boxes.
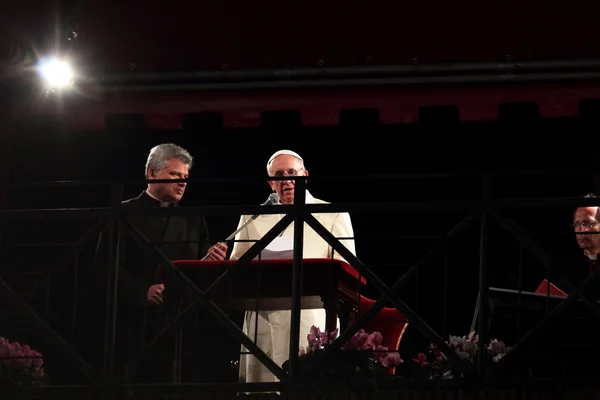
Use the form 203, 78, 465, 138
259, 237, 294, 260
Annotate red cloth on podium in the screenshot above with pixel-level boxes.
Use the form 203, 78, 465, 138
170, 258, 366, 284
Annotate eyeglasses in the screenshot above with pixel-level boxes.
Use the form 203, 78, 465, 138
272, 168, 304, 177
572, 220, 599, 230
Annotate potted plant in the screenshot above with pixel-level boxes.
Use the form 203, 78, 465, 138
0, 337, 45, 387
412, 332, 512, 380
282, 325, 403, 387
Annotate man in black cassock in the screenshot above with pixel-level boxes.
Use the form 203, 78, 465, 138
570, 196, 600, 284
96, 143, 227, 383
533, 195, 600, 377
546, 194, 600, 294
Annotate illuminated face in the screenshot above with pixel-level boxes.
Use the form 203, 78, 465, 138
573, 206, 600, 255
267, 155, 308, 205
147, 158, 189, 204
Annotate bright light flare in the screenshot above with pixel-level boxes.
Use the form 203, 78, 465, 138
37, 58, 74, 88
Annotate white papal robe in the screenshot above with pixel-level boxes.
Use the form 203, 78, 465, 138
229, 190, 356, 383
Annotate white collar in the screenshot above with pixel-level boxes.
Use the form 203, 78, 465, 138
145, 189, 172, 208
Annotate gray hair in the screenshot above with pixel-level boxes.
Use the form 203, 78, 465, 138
145, 143, 193, 177
574, 193, 600, 221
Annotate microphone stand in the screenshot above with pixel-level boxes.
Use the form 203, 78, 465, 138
226, 193, 280, 241
226, 213, 261, 241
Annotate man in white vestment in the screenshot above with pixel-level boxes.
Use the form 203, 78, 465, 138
229, 149, 357, 383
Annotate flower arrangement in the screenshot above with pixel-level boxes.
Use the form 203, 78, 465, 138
300, 326, 403, 368
0, 337, 45, 387
283, 326, 403, 386
412, 332, 512, 380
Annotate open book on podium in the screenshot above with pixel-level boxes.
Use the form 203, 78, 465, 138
488, 283, 568, 314
258, 236, 294, 260
534, 279, 567, 297
488, 280, 600, 377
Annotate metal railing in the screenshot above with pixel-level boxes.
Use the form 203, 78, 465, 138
0, 171, 599, 397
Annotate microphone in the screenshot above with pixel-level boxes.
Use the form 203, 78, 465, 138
261, 192, 280, 206
225, 193, 280, 241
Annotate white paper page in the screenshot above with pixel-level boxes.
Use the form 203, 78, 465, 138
258, 236, 294, 260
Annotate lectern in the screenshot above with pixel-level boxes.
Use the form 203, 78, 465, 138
166, 258, 366, 331
488, 286, 600, 378
162, 258, 366, 382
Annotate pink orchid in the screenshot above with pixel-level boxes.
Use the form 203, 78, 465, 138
412, 352, 429, 366
419, 332, 513, 380
303, 326, 404, 368
369, 343, 403, 367
342, 329, 370, 351
366, 332, 383, 349
0, 336, 45, 381
467, 332, 478, 343
320, 328, 338, 345
378, 351, 403, 368
306, 325, 339, 352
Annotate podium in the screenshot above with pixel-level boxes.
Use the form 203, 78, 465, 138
166, 258, 366, 332
161, 258, 366, 382
488, 286, 600, 378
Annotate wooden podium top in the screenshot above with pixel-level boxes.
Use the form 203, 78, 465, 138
171, 258, 366, 282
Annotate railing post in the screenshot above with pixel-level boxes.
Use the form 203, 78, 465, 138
477, 175, 492, 375
0, 90, 12, 245
594, 157, 600, 195
103, 183, 122, 386
288, 178, 306, 381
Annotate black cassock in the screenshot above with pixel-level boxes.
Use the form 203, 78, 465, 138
548, 254, 599, 295
96, 191, 211, 383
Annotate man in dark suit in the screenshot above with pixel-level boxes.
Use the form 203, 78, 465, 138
554, 194, 600, 294
543, 194, 600, 294
572, 195, 600, 274
96, 143, 227, 383
532, 194, 600, 377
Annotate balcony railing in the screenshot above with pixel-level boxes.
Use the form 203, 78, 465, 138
0, 170, 599, 399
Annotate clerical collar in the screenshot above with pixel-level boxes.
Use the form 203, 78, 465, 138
145, 190, 172, 208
